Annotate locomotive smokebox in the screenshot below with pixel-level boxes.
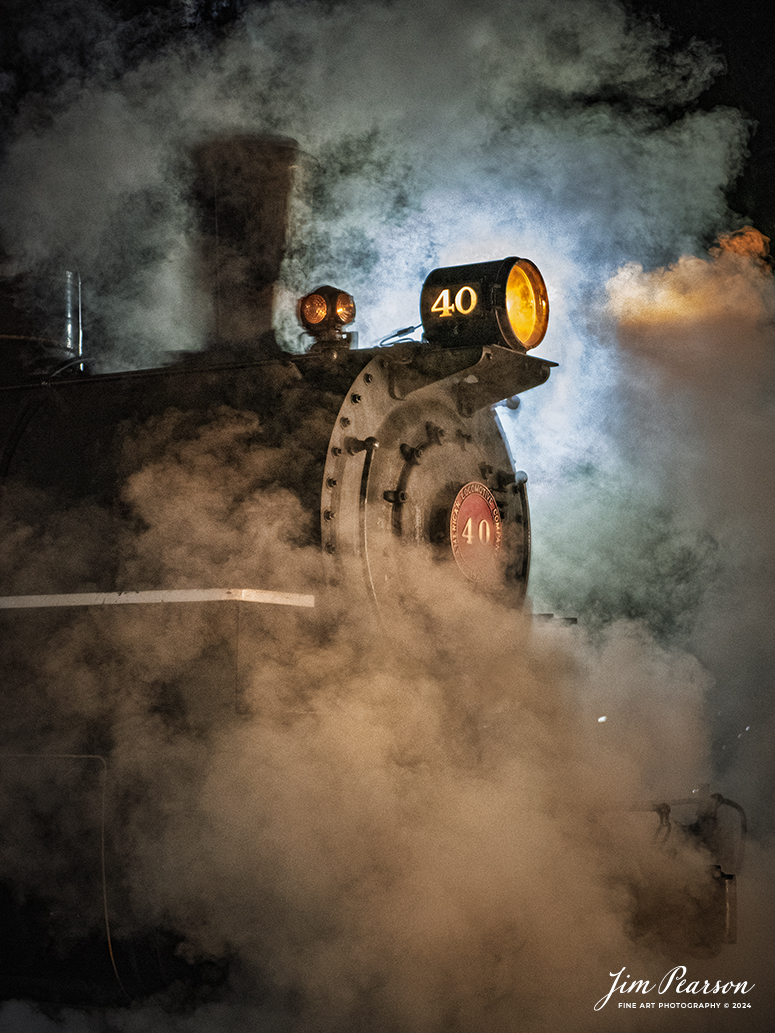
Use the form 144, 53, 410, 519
189, 134, 298, 359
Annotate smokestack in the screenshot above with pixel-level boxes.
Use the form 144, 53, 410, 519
188, 134, 298, 360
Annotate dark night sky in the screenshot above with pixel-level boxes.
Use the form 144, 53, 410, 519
631, 0, 775, 239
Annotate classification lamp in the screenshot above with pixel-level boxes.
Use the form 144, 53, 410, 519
298, 285, 356, 343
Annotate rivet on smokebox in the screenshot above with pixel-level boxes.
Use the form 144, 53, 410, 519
340, 416, 351, 428
331, 446, 343, 457
351, 393, 362, 404
324, 510, 335, 521
363, 373, 374, 385
326, 477, 338, 488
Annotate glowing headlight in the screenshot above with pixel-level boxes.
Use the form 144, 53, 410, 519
420, 256, 549, 351
298, 285, 356, 340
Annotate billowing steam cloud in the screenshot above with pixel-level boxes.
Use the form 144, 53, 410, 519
1, 0, 773, 1031
0, 0, 749, 365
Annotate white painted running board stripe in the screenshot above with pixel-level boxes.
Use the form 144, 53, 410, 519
0, 588, 315, 609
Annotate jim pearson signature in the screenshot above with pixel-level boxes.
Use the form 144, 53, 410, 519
595, 966, 754, 1011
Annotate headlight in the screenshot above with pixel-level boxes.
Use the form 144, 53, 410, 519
420, 256, 549, 351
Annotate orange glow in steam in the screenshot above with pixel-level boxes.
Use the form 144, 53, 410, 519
606, 227, 773, 331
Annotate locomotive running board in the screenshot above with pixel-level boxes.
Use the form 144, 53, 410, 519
0, 588, 315, 608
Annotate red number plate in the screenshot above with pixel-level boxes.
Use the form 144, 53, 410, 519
450, 481, 502, 581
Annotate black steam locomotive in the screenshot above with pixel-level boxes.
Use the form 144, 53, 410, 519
0, 137, 744, 1006
0, 136, 560, 1003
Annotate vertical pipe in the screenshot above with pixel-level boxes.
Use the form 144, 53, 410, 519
64, 269, 83, 357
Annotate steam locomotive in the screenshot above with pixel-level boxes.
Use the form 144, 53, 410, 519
0, 136, 744, 1005
0, 135, 559, 1003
